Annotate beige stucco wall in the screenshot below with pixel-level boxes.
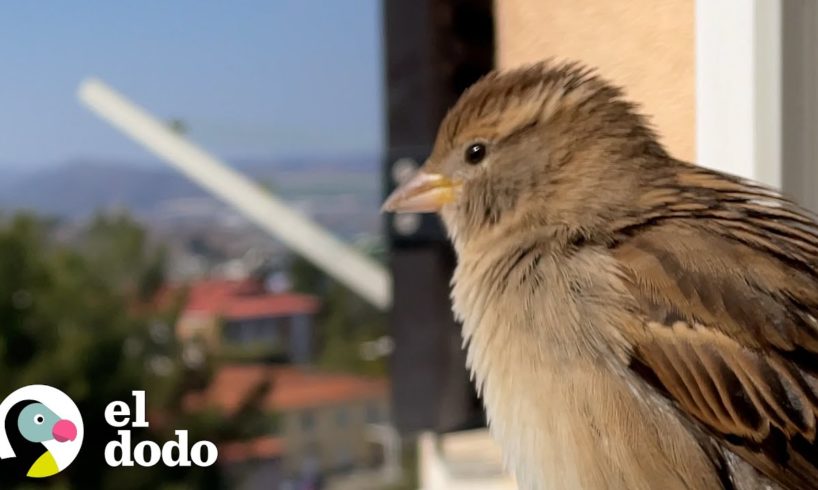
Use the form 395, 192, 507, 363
495, 0, 695, 162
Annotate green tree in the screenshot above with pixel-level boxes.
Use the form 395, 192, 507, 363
0, 213, 264, 489
78, 213, 166, 300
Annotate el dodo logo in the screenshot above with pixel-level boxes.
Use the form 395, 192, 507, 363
104, 391, 217, 468
0, 387, 216, 479
0, 385, 83, 478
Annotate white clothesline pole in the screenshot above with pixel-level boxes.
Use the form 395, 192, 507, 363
78, 78, 392, 310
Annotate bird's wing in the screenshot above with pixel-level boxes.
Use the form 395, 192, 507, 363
612, 204, 818, 489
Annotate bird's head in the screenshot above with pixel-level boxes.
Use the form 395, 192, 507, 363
16, 402, 77, 444
383, 61, 667, 250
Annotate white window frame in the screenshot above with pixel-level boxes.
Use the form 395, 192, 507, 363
695, 0, 782, 187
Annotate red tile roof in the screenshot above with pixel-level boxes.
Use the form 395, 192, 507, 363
222, 294, 319, 320
220, 436, 285, 463
185, 365, 388, 414
178, 279, 320, 320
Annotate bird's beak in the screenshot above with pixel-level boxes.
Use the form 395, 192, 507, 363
382, 171, 458, 213
52, 419, 77, 443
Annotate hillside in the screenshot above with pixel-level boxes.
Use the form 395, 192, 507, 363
0, 155, 383, 239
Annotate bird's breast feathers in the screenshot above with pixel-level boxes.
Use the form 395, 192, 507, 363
451, 244, 723, 489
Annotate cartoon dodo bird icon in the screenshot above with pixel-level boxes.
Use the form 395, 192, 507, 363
4, 399, 77, 477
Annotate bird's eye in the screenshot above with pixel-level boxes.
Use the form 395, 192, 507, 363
464, 143, 487, 165
34, 414, 45, 425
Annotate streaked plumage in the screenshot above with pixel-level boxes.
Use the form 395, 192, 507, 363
383, 61, 818, 489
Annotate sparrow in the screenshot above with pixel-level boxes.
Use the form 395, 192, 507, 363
382, 61, 818, 490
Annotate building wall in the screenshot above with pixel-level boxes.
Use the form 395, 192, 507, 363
226, 459, 282, 490
279, 397, 390, 477
176, 313, 220, 347
179, 313, 315, 363
494, 0, 695, 162
289, 314, 312, 364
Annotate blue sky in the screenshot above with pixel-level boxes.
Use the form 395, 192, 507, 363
0, 1, 383, 170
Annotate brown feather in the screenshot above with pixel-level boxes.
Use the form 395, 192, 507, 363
612, 165, 818, 488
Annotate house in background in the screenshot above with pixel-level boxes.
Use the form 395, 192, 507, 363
166, 276, 397, 488
173, 278, 320, 363
186, 364, 390, 488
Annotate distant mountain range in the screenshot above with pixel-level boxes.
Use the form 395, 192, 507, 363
0, 155, 383, 224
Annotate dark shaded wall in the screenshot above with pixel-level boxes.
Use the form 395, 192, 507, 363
383, 0, 494, 434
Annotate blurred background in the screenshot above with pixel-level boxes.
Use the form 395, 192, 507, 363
0, 1, 816, 489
